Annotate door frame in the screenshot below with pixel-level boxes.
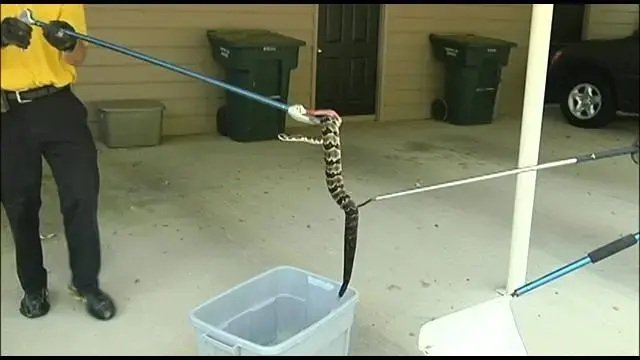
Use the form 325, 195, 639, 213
310, 4, 388, 122
581, 5, 605, 40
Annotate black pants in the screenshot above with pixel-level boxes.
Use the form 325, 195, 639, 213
1, 87, 101, 294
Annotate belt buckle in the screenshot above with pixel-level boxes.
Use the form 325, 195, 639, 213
14, 90, 32, 104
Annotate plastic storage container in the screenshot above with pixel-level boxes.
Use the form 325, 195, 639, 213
96, 99, 165, 148
429, 33, 516, 125
190, 266, 359, 356
206, 29, 306, 142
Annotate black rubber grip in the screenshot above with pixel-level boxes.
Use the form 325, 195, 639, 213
587, 233, 638, 264
575, 146, 638, 163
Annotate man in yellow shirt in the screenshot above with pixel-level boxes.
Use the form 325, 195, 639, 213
1, 4, 115, 321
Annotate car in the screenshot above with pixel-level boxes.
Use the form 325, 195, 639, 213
546, 29, 639, 129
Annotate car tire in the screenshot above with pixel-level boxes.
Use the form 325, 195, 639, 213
559, 72, 616, 129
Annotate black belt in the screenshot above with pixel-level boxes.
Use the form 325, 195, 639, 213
1, 85, 70, 104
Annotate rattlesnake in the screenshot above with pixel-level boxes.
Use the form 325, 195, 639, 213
277, 109, 358, 298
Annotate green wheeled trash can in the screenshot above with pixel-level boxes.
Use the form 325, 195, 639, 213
429, 34, 517, 125
206, 29, 306, 142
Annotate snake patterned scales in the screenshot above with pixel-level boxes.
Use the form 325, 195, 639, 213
277, 110, 358, 298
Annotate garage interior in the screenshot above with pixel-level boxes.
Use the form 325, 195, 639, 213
1, 4, 638, 356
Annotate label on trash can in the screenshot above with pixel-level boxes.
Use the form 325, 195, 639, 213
444, 47, 458, 57
262, 46, 277, 52
487, 48, 497, 53
219, 47, 230, 58
475, 87, 496, 92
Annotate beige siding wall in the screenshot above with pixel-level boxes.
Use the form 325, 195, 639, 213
381, 4, 533, 122
76, 4, 315, 136
584, 4, 639, 40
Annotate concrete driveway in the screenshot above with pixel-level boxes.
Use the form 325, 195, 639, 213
2, 109, 638, 356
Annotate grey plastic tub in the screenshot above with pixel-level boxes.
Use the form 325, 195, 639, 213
190, 266, 359, 356
96, 99, 165, 148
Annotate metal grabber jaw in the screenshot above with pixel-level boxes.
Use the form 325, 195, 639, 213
287, 106, 342, 125
19, 9, 66, 37
18, 9, 37, 26
287, 105, 323, 125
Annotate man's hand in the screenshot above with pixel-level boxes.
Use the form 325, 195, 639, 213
1, 17, 33, 49
42, 20, 77, 52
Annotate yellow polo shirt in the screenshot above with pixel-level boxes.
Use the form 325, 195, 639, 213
0, 4, 87, 91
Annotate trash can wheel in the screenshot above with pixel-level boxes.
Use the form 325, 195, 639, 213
216, 106, 228, 137
431, 98, 448, 121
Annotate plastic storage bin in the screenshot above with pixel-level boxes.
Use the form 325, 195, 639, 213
206, 29, 306, 142
190, 266, 359, 356
96, 99, 165, 148
429, 33, 516, 125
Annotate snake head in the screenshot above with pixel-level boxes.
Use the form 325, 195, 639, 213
306, 109, 342, 126
307, 109, 339, 118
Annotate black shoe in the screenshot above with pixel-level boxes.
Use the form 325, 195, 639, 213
19, 289, 51, 319
68, 285, 117, 321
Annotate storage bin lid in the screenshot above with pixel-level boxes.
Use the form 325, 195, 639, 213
430, 33, 517, 49
96, 99, 165, 112
206, 29, 306, 48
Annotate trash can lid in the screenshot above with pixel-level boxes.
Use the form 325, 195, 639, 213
206, 29, 306, 48
96, 99, 166, 112
430, 33, 517, 48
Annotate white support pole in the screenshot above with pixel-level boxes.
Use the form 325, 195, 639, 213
506, 4, 555, 294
